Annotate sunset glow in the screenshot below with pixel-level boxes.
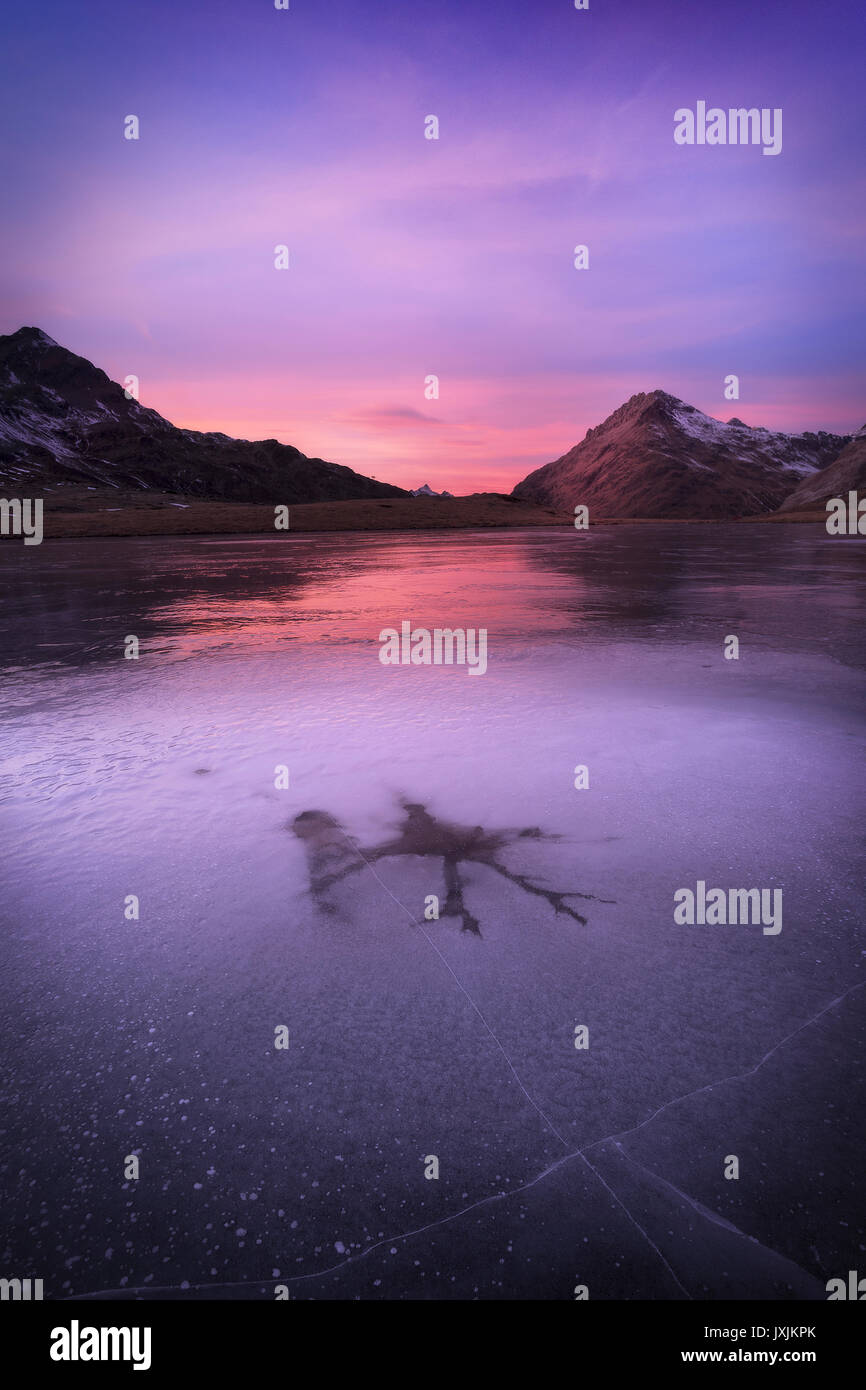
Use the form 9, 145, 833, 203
1, 0, 863, 492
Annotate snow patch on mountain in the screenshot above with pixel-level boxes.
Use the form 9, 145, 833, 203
410, 483, 454, 497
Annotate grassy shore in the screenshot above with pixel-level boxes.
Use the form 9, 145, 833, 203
2, 487, 829, 539
31, 491, 571, 538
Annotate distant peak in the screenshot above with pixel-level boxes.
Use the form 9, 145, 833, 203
409, 482, 454, 498
4, 326, 61, 349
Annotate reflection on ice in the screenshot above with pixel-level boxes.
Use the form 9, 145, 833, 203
294, 801, 614, 934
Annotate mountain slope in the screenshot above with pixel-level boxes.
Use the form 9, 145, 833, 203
512, 391, 850, 518
0, 327, 406, 503
778, 426, 866, 511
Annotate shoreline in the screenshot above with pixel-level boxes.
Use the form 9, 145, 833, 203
0, 492, 831, 541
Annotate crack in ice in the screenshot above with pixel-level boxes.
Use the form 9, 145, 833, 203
67, 868, 862, 1302
598, 1141, 823, 1293
584, 978, 866, 1152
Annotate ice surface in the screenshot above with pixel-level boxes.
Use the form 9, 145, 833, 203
0, 524, 863, 1300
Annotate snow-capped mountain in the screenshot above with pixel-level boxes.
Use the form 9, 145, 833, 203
512, 390, 851, 518
0, 327, 407, 504
779, 425, 866, 511
410, 483, 454, 497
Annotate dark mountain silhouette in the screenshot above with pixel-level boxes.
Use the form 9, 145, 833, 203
512, 390, 851, 518
0, 327, 407, 503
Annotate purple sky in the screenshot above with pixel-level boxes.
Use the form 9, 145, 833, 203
1, 0, 864, 493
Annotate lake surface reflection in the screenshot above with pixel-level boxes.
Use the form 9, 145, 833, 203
0, 524, 863, 1300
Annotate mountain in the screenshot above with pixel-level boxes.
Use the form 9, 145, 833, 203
778, 426, 866, 512
0, 327, 407, 503
512, 390, 851, 518
410, 483, 454, 497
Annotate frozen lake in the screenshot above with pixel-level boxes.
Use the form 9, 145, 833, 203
0, 523, 864, 1300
